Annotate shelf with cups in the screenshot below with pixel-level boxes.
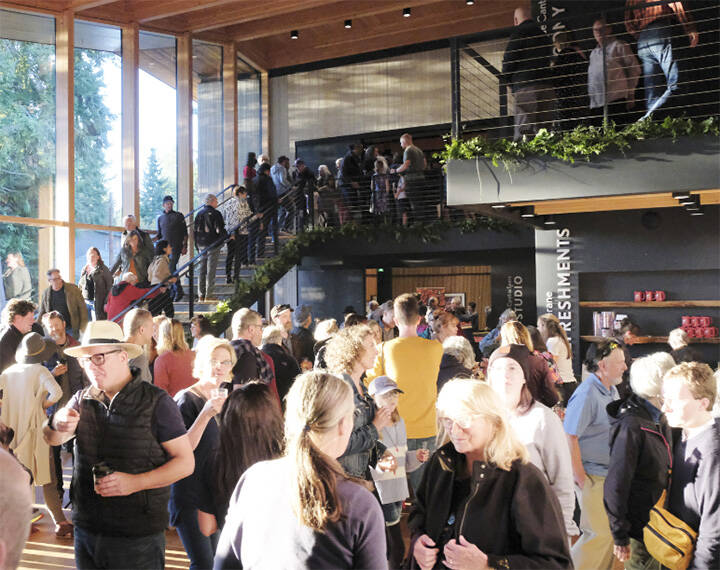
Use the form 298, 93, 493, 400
580, 335, 720, 344
579, 301, 720, 308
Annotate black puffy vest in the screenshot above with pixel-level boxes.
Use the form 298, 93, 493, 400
73, 372, 170, 536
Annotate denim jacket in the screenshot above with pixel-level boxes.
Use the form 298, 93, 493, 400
338, 373, 384, 478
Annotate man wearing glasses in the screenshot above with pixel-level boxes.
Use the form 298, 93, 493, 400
564, 339, 626, 570
37, 269, 88, 340
229, 308, 279, 401
43, 320, 194, 569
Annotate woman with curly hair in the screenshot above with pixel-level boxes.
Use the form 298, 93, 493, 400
325, 324, 393, 479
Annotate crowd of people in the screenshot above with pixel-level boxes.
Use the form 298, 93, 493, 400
0, 287, 718, 570
502, 1, 704, 139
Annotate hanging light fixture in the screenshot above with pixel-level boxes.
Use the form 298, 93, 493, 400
344, 19, 352, 28
403, 7, 411, 17
290, 30, 299, 39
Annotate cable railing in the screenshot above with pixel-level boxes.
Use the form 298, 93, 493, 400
455, 1, 719, 140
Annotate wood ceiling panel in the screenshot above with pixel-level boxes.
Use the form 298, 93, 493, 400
236, 5, 514, 69
221, 0, 441, 42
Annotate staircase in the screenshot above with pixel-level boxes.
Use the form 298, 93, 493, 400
173, 232, 295, 321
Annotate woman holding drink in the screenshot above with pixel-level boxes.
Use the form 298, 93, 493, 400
170, 336, 234, 570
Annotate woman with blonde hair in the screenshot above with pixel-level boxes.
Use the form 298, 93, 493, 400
433, 311, 460, 343
538, 313, 577, 402
325, 325, 392, 478
409, 379, 571, 570
154, 318, 195, 397
214, 370, 387, 567
170, 336, 233, 569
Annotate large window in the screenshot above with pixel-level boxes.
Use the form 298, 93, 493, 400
73, 21, 122, 227
74, 228, 122, 282
192, 41, 223, 208
139, 31, 177, 228
0, 10, 56, 221
237, 54, 261, 174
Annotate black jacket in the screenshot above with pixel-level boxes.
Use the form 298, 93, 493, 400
604, 394, 672, 545
193, 204, 228, 248
408, 442, 572, 569
250, 174, 278, 214
156, 209, 188, 247
261, 343, 301, 405
502, 19, 553, 88
0, 324, 23, 373
290, 326, 314, 365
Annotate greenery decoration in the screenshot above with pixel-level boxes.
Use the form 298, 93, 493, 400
205, 216, 513, 331
205, 115, 719, 332
437, 116, 719, 171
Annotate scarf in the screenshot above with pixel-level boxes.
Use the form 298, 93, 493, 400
231, 338, 273, 385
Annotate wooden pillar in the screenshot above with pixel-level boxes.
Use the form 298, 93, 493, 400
56, 11, 74, 280
260, 71, 270, 158
223, 41, 238, 187
177, 34, 193, 237
122, 24, 140, 224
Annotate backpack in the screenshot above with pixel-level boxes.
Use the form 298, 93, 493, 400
193, 208, 214, 246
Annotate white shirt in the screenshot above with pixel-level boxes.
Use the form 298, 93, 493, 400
511, 401, 579, 536
547, 336, 576, 384
588, 38, 641, 108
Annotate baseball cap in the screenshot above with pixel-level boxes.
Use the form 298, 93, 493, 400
368, 376, 404, 398
271, 304, 293, 320
162, 195, 174, 203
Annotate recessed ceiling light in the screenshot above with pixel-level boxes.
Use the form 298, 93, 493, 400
344, 19, 352, 28
520, 206, 535, 218
491, 203, 507, 209
466, 0, 475, 4
689, 209, 704, 216
672, 191, 691, 200
290, 30, 299, 39
403, 7, 411, 17
543, 215, 557, 226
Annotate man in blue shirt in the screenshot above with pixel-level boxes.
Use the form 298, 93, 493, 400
564, 339, 625, 570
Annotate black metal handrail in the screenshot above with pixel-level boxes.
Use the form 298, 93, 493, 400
110, 194, 290, 323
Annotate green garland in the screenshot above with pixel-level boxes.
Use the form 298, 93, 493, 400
207, 116, 719, 332
206, 216, 513, 332
437, 116, 719, 170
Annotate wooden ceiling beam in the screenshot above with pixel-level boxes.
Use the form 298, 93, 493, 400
68, 0, 118, 10
132, 0, 239, 23
152, 0, 330, 33
223, 0, 440, 42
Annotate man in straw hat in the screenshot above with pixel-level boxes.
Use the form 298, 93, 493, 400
43, 320, 194, 569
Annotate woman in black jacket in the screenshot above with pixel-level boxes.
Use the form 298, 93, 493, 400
604, 352, 676, 566
78, 247, 113, 320
409, 379, 571, 570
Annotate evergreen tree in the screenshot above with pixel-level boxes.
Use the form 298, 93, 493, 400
140, 147, 171, 228
0, 38, 116, 296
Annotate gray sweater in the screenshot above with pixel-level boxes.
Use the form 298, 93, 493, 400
214, 457, 387, 569
370, 418, 422, 504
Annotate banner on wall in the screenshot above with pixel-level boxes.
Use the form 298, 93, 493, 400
535, 228, 580, 367
489, 254, 537, 327
532, 0, 625, 45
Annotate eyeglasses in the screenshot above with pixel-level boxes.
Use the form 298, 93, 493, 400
439, 414, 479, 431
78, 350, 121, 367
210, 359, 233, 367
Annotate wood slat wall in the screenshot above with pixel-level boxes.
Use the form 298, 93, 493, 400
391, 265, 491, 329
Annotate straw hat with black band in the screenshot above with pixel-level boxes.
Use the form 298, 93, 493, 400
64, 321, 143, 359
15, 333, 58, 365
